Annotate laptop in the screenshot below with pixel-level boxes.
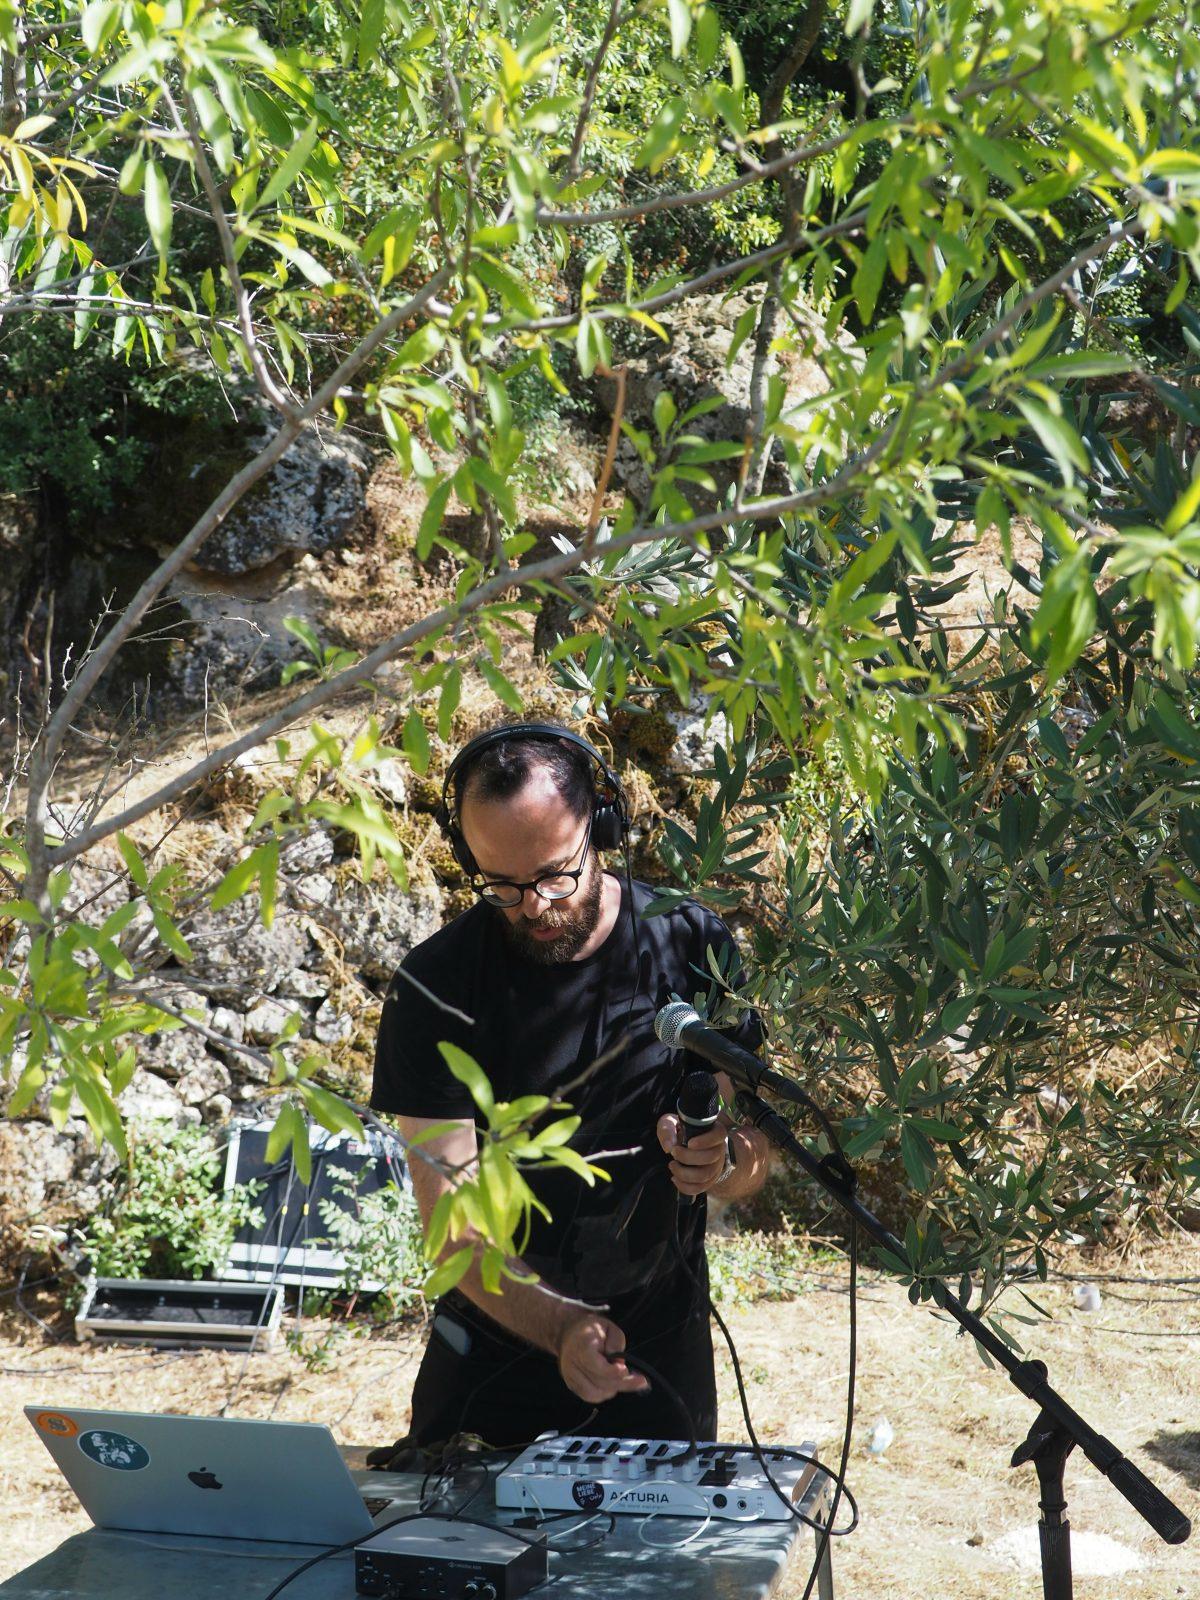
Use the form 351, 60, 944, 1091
25, 1405, 403, 1546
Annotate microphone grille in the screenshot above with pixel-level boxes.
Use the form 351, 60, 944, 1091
655, 1000, 699, 1049
679, 1069, 719, 1121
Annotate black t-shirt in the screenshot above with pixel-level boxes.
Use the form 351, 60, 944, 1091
371, 876, 763, 1332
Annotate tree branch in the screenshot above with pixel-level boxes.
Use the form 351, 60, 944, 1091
175, 85, 297, 418
24, 266, 452, 897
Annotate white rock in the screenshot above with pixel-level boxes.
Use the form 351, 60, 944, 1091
665, 696, 732, 774
118, 1072, 201, 1127
277, 966, 329, 1000
244, 995, 295, 1043
1073, 1282, 1102, 1312
866, 1417, 894, 1455
295, 872, 335, 906
176, 1057, 233, 1106
211, 1005, 246, 1044
372, 758, 409, 807
313, 999, 352, 1046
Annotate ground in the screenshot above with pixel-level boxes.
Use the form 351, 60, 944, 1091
3, 1239, 1198, 1598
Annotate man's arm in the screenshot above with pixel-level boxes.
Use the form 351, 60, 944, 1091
398, 1113, 650, 1406
655, 1070, 772, 1202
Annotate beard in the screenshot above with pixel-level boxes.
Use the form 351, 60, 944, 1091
500, 860, 605, 965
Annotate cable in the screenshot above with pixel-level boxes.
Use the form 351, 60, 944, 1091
258, 1508, 546, 1600
603, 1349, 697, 1466
666, 1220, 858, 1539
799, 1220, 857, 1600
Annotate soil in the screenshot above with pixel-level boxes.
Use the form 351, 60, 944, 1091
3, 1240, 1198, 1598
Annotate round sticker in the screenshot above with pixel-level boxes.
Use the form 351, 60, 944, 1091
78, 1430, 150, 1471
571, 1479, 605, 1511
35, 1412, 79, 1439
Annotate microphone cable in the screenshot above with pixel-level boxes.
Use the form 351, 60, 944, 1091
667, 1201, 859, 1596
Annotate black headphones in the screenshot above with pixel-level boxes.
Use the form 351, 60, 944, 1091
435, 723, 630, 877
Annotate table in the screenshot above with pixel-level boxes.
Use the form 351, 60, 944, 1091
2, 1464, 834, 1600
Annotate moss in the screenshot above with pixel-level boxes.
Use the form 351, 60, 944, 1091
610, 704, 679, 764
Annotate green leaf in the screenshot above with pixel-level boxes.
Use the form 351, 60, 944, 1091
143, 161, 172, 262
479, 656, 523, 713
117, 832, 149, 891
473, 257, 541, 320
667, 0, 692, 57
1163, 464, 1200, 538
402, 710, 431, 775
81, 0, 119, 53
357, 0, 386, 66
1015, 398, 1089, 485
392, 322, 444, 368
298, 1081, 365, 1140
438, 1043, 495, 1116
424, 1245, 473, 1300
258, 120, 320, 213
845, 0, 877, 34
417, 479, 452, 560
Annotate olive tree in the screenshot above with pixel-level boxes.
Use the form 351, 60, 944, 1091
2, 0, 1200, 1304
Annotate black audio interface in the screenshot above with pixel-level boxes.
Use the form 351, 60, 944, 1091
354, 1516, 548, 1600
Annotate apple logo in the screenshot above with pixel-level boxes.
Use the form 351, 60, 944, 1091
188, 1467, 223, 1491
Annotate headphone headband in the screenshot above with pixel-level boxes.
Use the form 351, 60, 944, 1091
436, 723, 628, 876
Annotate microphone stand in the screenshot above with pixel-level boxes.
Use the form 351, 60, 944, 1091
730, 1086, 1190, 1600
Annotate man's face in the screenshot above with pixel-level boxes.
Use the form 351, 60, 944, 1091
459, 766, 604, 964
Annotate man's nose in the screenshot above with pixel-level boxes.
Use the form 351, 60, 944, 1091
521, 885, 551, 915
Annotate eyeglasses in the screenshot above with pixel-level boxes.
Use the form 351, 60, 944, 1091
471, 811, 594, 908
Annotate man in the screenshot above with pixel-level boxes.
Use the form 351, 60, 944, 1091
371, 723, 770, 1450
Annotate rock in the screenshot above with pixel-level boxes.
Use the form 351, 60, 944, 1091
0, 1121, 77, 1220
118, 1071, 201, 1127
205, 1093, 234, 1123
327, 880, 445, 979
665, 697, 732, 774
313, 999, 353, 1046
596, 286, 835, 510
244, 994, 296, 1043
277, 967, 329, 1000
131, 415, 371, 577
176, 1057, 233, 1107
138, 989, 214, 1077
1073, 1281, 1102, 1312
58, 861, 132, 924
165, 559, 329, 706
372, 758, 409, 807
181, 904, 310, 1001
295, 872, 336, 907
280, 826, 335, 875
211, 1005, 246, 1045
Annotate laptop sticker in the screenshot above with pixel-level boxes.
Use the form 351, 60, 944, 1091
78, 1430, 150, 1471
34, 1412, 79, 1439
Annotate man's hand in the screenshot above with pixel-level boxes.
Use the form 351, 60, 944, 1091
656, 1113, 729, 1196
557, 1315, 651, 1405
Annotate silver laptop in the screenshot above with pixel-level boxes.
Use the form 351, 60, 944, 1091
25, 1405, 401, 1545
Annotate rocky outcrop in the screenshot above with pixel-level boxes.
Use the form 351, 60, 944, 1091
0, 820, 448, 1244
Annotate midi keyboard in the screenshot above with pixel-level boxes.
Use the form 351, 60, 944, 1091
496, 1434, 821, 1522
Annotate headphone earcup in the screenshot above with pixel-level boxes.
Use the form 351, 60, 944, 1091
447, 825, 477, 876
592, 799, 625, 853
435, 801, 478, 876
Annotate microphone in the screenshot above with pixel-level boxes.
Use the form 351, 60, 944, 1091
676, 1069, 720, 1146
674, 1067, 720, 1207
657, 1000, 857, 1190
656, 1000, 794, 1103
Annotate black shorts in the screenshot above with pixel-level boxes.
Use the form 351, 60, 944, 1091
407, 1289, 717, 1450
